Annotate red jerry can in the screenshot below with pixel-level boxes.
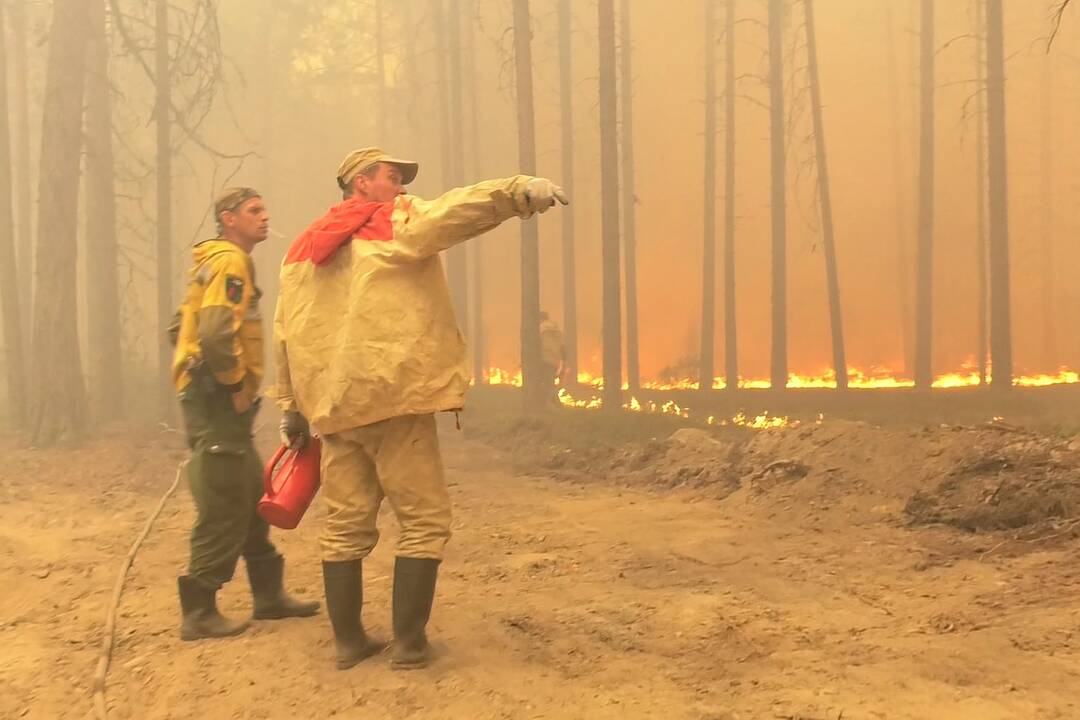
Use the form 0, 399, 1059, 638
259, 437, 322, 530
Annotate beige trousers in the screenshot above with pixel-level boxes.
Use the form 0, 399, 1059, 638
319, 413, 452, 562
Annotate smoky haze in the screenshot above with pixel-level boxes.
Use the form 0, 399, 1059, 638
1, 0, 1079, 429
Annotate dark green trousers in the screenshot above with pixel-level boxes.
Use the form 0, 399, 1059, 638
180, 385, 276, 590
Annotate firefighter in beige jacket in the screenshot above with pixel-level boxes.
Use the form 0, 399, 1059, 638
274, 148, 567, 671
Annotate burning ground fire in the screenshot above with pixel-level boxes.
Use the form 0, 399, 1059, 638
482, 365, 1080, 428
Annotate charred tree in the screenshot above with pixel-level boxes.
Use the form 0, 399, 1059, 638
155, 0, 173, 417
804, 0, 847, 389
85, 0, 123, 421
558, 0, 578, 386
30, 0, 90, 444
768, 0, 787, 389
975, 0, 989, 384
619, 0, 639, 393
465, 0, 486, 382
512, 0, 543, 408
1039, 52, 1055, 366
0, 3, 26, 424
914, 0, 934, 390
9, 0, 31, 321
375, 0, 388, 144
700, 0, 717, 393
886, 2, 913, 378
986, 0, 1012, 388
599, 0, 623, 410
722, 0, 738, 392
446, 0, 468, 328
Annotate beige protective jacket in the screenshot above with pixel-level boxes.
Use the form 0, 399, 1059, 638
275, 176, 533, 435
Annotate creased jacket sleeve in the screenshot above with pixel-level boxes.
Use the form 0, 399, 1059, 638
392, 175, 533, 259
197, 252, 251, 389
273, 296, 298, 413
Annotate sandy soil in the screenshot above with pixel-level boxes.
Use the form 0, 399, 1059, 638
2, 415, 1080, 720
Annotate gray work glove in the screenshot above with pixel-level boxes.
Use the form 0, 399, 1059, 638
524, 178, 569, 217
279, 410, 310, 449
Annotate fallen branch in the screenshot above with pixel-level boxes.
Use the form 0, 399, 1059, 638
92, 461, 186, 720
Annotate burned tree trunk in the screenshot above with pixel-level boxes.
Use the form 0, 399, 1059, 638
599, 0, 623, 410
446, 0, 468, 329
804, 0, 847, 389
375, 0, 388, 144
768, 0, 787, 389
558, 0, 578, 386
512, 0, 543, 409
975, 0, 989, 385
722, 0, 738, 393
1039, 52, 1055, 367
30, 0, 90, 444
465, 0, 487, 382
700, 0, 717, 393
619, 0, 639, 393
914, 0, 934, 390
0, 3, 26, 424
886, 2, 913, 379
986, 0, 1012, 388
155, 0, 173, 417
9, 0, 32, 322
85, 0, 124, 421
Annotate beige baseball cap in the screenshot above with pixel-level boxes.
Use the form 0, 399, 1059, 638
336, 147, 419, 189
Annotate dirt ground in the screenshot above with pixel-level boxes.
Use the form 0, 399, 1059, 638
3, 410, 1080, 720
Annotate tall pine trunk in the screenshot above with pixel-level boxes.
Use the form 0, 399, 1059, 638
155, 0, 173, 417
975, 0, 989, 384
558, 0, 578, 386
619, 0, 639, 392
446, 0, 468, 328
700, 0, 717, 393
30, 0, 90, 445
804, 0, 847, 389
465, 0, 487, 382
375, 0, 388, 144
9, 0, 31, 324
723, 0, 738, 392
1039, 52, 1055, 367
914, 0, 934, 389
599, 0, 622, 410
768, 0, 787, 389
85, 0, 123, 421
512, 0, 543, 408
986, 0, 1012, 388
886, 3, 913, 378
0, 3, 27, 424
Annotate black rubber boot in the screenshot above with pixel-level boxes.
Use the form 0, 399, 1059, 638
247, 554, 320, 620
178, 575, 249, 641
391, 557, 440, 671
322, 560, 385, 670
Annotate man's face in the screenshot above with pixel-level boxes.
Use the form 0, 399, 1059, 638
223, 197, 269, 245
356, 163, 407, 202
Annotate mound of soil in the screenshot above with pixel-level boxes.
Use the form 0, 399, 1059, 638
468, 410, 1080, 541
904, 427, 1080, 532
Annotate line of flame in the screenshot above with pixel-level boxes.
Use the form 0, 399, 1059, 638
483, 366, 1080, 391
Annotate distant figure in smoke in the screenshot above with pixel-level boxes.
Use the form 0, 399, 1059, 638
274, 148, 568, 670
539, 310, 566, 406
169, 188, 319, 641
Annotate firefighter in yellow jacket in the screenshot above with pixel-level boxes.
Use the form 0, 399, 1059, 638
274, 148, 567, 670
170, 187, 319, 641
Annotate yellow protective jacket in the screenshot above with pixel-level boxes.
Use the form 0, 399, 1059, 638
171, 239, 264, 404
275, 176, 534, 435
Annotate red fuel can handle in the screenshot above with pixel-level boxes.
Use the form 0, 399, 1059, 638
258, 437, 322, 530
